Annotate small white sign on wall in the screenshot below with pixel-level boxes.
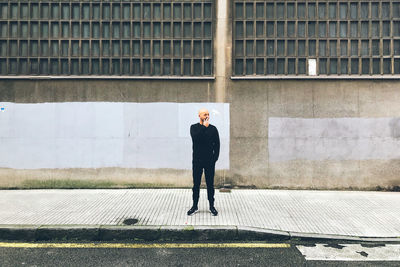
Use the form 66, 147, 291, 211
308, 59, 317, 76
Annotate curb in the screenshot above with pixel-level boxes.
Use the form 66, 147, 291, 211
0, 225, 399, 243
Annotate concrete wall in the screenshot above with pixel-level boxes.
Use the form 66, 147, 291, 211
1, 79, 400, 190
1, 0, 400, 190
0, 80, 229, 188
228, 80, 400, 190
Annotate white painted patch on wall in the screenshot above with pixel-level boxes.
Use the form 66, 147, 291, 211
0, 102, 229, 170
269, 117, 400, 162
297, 244, 400, 261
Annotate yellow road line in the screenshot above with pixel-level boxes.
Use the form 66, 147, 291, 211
0, 242, 290, 249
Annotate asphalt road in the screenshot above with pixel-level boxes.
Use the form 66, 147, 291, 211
0, 241, 399, 267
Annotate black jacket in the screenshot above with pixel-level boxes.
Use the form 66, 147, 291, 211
190, 123, 220, 163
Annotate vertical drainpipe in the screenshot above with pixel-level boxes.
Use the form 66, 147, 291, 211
215, 0, 230, 103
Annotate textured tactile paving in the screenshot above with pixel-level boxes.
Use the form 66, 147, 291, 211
1, 189, 399, 238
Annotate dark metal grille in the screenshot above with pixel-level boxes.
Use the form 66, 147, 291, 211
0, 0, 213, 76
233, 0, 400, 76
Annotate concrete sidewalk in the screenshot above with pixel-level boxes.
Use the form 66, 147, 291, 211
0, 189, 399, 242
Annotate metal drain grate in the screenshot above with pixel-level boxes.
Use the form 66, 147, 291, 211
122, 218, 138, 225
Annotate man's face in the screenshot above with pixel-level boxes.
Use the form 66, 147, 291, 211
199, 110, 209, 122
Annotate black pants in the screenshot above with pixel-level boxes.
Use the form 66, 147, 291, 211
192, 160, 215, 208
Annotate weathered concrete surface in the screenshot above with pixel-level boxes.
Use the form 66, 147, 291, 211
359, 81, 400, 117
1, 189, 400, 241
0, 167, 230, 189
0, 168, 193, 188
2, 79, 400, 189
0, 80, 216, 103
227, 80, 400, 189
214, 0, 230, 103
0, 80, 229, 188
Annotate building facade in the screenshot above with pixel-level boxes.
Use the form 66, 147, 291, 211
1, 0, 400, 190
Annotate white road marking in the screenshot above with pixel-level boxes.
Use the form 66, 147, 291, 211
297, 244, 400, 261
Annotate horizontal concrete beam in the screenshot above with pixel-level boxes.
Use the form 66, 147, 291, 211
0, 76, 216, 80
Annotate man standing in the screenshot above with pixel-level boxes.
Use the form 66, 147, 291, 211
187, 108, 220, 216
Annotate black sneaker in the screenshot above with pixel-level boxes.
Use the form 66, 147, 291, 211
187, 206, 198, 216
210, 207, 218, 216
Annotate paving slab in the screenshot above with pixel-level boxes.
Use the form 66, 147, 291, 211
0, 189, 399, 242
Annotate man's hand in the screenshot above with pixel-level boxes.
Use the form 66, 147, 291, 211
203, 118, 209, 127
